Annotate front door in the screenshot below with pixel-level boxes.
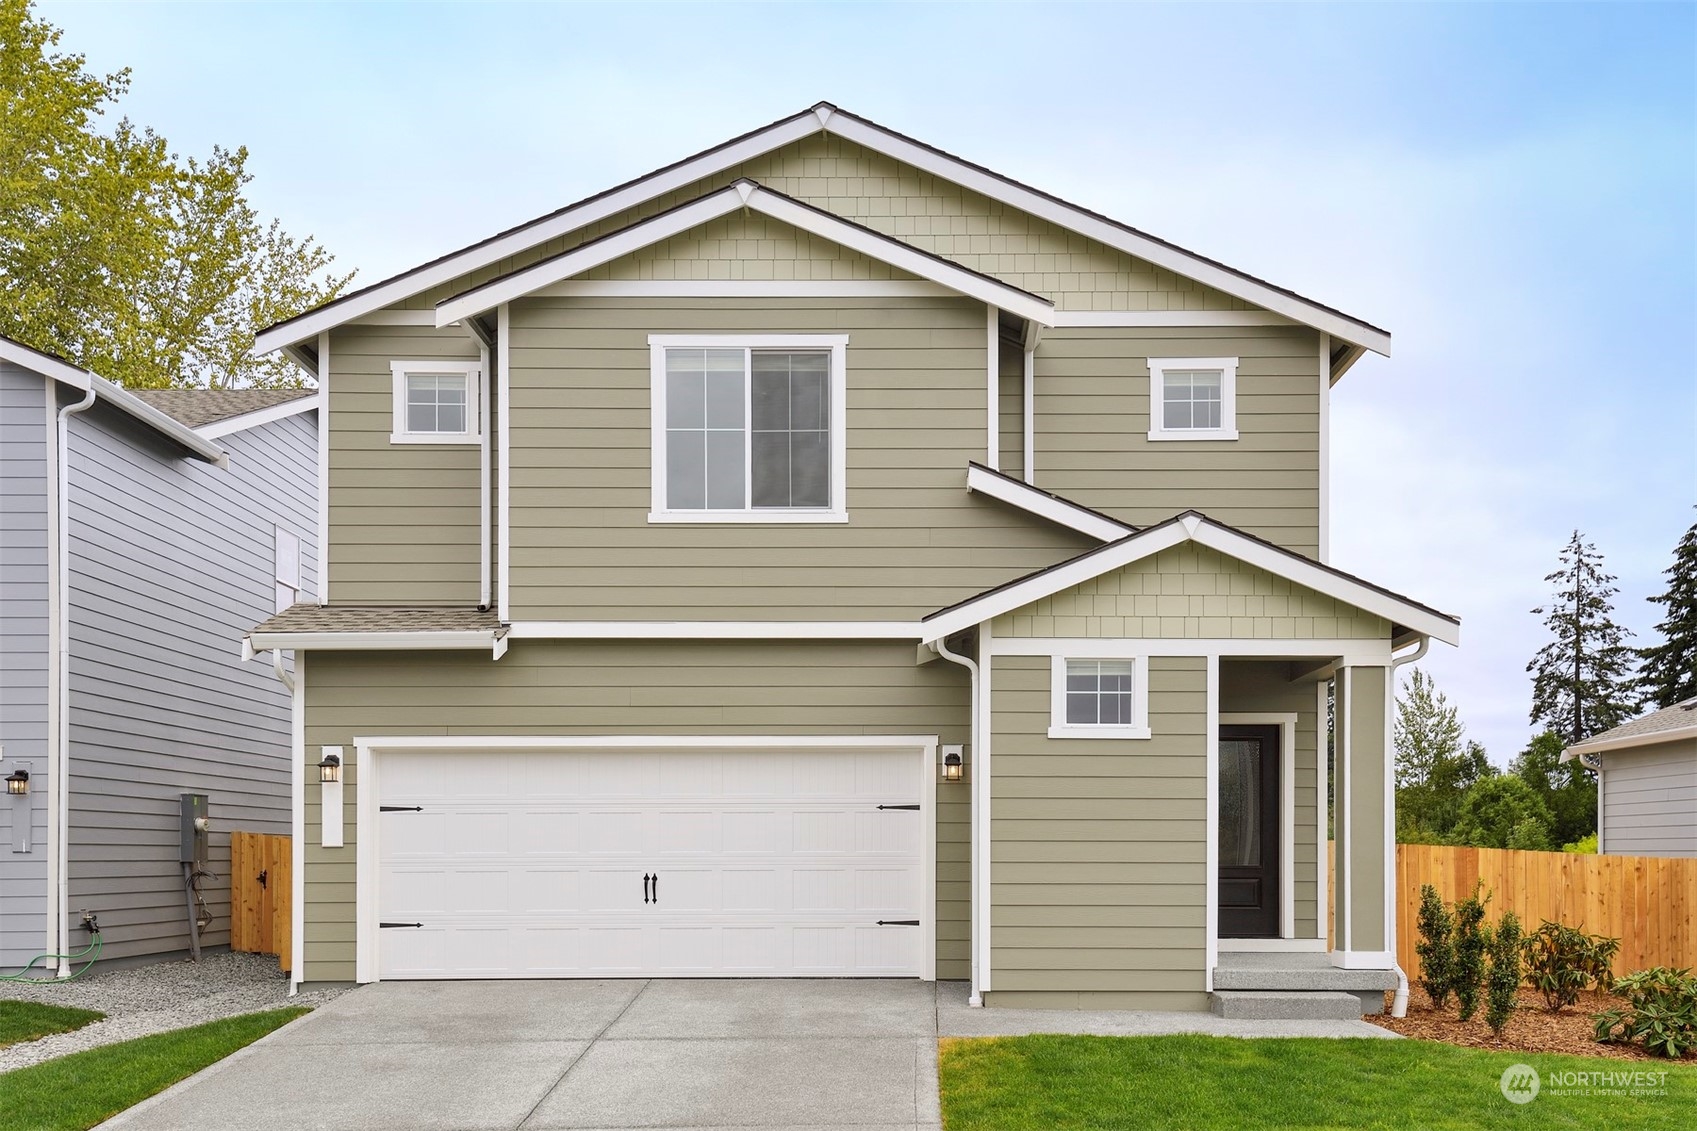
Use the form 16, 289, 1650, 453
1218, 724, 1280, 938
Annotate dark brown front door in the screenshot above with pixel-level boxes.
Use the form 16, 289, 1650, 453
1219, 724, 1280, 938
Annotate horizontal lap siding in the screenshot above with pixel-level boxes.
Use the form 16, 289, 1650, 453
1602, 740, 1697, 857
0, 363, 49, 969
300, 642, 972, 983
507, 296, 1092, 619
989, 654, 1208, 1009
65, 408, 314, 963
1037, 326, 1321, 556
328, 325, 481, 604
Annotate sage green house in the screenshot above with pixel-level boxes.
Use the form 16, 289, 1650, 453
245, 104, 1459, 1016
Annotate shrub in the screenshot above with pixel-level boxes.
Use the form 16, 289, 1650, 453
1505, 816, 1553, 852
1485, 911, 1524, 1037
1522, 920, 1621, 1011
1594, 967, 1697, 1059
1561, 832, 1599, 854
1452, 884, 1490, 1021
1414, 884, 1456, 1010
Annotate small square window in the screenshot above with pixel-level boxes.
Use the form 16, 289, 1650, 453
391, 361, 481, 443
1051, 657, 1150, 739
1147, 357, 1238, 441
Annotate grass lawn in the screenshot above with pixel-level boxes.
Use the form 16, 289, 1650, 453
0, 1007, 308, 1131
939, 1034, 1697, 1130
0, 1002, 105, 1049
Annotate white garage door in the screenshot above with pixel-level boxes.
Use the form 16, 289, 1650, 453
374, 745, 925, 979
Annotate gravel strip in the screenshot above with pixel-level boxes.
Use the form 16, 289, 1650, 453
0, 951, 349, 1072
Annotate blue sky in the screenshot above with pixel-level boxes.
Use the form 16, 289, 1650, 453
41, 1, 1696, 764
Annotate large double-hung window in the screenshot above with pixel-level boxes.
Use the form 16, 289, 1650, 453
649, 335, 848, 522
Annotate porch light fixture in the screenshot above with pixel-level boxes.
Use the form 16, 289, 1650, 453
319, 746, 345, 849
5, 769, 28, 796
940, 747, 964, 783
318, 752, 342, 784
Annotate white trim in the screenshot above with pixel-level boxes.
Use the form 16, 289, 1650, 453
1022, 346, 1035, 485
289, 656, 306, 990
389, 360, 482, 444
497, 305, 511, 623
925, 515, 1461, 645
1597, 762, 1606, 853
0, 335, 92, 391
436, 182, 1055, 330
1220, 712, 1299, 941
477, 341, 491, 607
1563, 721, 1697, 758
349, 310, 439, 327
964, 464, 1131, 541
316, 335, 330, 604
255, 106, 1387, 358
1050, 310, 1296, 328
1205, 655, 1219, 991
248, 630, 498, 652
1146, 357, 1239, 442
351, 733, 940, 985
1337, 667, 1352, 956
1316, 679, 1329, 950
1381, 663, 1397, 966
1049, 655, 1151, 740
1317, 333, 1330, 564
1218, 938, 1328, 953
977, 619, 993, 994
647, 334, 848, 523
988, 637, 1394, 662
537, 280, 954, 299
508, 620, 919, 640
1330, 949, 1397, 970
42, 391, 59, 962
320, 745, 345, 850
985, 307, 999, 470
195, 393, 320, 440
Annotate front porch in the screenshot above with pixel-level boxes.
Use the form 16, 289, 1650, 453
1211, 950, 1399, 1019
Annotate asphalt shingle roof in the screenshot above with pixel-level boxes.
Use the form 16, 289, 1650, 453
1576, 697, 1697, 749
131, 388, 314, 429
250, 605, 501, 636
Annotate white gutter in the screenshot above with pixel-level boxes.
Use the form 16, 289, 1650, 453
935, 630, 987, 1008
50, 384, 97, 976
247, 630, 499, 654
1561, 720, 1697, 760
1384, 635, 1429, 1017
268, 651, 305, 995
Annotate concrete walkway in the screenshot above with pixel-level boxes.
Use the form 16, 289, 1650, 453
99, 979, 1393, 1130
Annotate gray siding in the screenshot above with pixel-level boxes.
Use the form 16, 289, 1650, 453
0, 362, 49, 970
64, 403, 316, 963
1602, 739, 1697, 858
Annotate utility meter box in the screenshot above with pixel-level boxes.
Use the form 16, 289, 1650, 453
179, 793, 209, 867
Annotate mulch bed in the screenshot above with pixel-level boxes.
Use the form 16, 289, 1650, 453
1365, 987, 1695, 1062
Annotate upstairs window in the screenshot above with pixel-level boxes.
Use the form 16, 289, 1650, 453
1049, 656, 1151, 739
391, 360, 481, 444
1147, 357, 1238, 442
274, 527, 302, 612
649, 335, 847, 522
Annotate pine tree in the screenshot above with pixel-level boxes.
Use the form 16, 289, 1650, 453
1527, 532, 1637, 744
1638, 511, 1697, 710
1394, 670, 1491, 841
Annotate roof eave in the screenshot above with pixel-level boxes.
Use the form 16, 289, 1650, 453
1562, 721, 1697, 761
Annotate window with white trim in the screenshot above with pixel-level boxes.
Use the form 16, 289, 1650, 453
1049, 656, 1151, 739
1146, 357, 1238, 441
390, 360, 481, 443
649, 335, 847, 522
274, 527, 302, 613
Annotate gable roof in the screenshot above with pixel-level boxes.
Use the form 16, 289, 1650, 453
254, 103, 1391, 357
922, 510, 1460, 644
131, 388, 317, 433
1562, 698, 1697, 760
965, 462, 1135, 541
435, 180, 1055, 327
0, 335, 227, 466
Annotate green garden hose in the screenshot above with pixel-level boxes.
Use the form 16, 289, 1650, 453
0, 931, 102, 982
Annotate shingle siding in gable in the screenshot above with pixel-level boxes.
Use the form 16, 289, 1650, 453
63, 407, 315, 963
0, 362, 51, 970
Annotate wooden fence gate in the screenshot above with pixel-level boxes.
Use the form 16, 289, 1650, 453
230, 832, 291, 972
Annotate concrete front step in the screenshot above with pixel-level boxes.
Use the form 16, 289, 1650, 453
1209, 990, 1367, 1021
1212, 959, 1398, 993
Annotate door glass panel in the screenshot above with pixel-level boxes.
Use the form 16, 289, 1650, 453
1219, 738, 1261, 867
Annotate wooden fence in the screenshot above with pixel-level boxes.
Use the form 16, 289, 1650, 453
230, 832, 291, 972
1331, 843, 1697, 978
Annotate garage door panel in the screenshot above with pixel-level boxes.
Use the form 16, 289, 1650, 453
793, 811, 854, 854
447, 811, 510, 856
654, 810, 721, 855
724, 810, 784, 854
516, 868, 580, 912
722, 868, 780, 911
578, 810, 645, 854
515, 810, 579, 855
384, 810, 449, 857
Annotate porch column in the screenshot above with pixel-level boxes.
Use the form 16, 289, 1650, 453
1332, 664, 1392, 968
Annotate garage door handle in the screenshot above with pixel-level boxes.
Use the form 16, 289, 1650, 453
876, 920, 920, 926
643, 873, 651, 904
876, 804, 920, 810
652, 873, 659, 904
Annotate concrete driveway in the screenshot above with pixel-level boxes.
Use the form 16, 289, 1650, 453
100, 979, 942, 1131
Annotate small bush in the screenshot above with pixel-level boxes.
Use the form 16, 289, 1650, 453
1414, 884, 1456, 1010
1452, 884, 1490, 1021
1594, 967, 1697, 1059
1523, 920, 1621, 1011
1561, 832, 1599, 854
1485, 911, 1523, 1037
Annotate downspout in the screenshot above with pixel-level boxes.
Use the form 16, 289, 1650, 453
268, 650, 303, 996
934, 632, 985, 1007
50, 384, 97, 977
1385, 635, 1429, 1018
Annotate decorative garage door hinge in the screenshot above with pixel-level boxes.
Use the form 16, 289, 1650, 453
875, 804, 920, 810
380, 805, 423, 812
379, 922, 423, 928
876, 920, 920, 926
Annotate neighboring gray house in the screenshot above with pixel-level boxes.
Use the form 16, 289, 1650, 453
1564, 699, 1697, 858
0, 336, 318, 975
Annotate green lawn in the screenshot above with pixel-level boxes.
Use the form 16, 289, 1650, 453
939, 1034, 1697, 1130
0, 1002, 105, 1048
0, 1007, 308, 1131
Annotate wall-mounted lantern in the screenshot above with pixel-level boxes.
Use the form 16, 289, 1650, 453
940, 745, 964, 783
5, 769, 28, 796
318, 752, 341, 783
320, 746, 345, 849
5, 765, 30, 854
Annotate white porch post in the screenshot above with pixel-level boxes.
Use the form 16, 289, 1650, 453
1331, 663, 1393, 969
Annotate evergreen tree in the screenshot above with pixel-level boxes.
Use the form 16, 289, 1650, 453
1527, 531, 1637, 744
1451, 775, 1555, 850
1394, 670, 1491, 840
1511, 730, 1596, 846
1639, 511, 1697, 710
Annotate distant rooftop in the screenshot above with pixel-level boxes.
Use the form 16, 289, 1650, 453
130, 388, 315, 429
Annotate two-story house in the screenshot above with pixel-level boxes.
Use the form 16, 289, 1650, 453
245, 104, 1458, 1017
1, 335, 317, 975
